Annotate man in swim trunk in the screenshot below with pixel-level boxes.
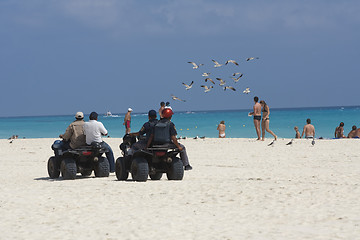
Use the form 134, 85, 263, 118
301, 118, 315, 138
123, 108, 133, 134
248, 96, 262, 140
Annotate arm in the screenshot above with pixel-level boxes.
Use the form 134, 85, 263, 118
99, 122, 108, 136
60, 124, 72, 140
171, 135, 183, 151
301, 127, 305, 138
146, 134, 154, 148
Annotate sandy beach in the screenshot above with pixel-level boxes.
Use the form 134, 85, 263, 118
0, 137, 359, 239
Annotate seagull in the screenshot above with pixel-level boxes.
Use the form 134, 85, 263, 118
200, 85, 213, 93
232, 74, 243, 82
268, 140, 275, 146
188, 61, 204, 69
224, 86, 236, 91
311, 139, 315, 146
225, 60, 239, 66
205, 78, 215, 84
202, 72, 210, 77
171, 94, 186, 102
212, 59, 223, 67
182, 81, 194, 90
216, 78, 226, 86
286, 139, 294, 145
232, 72, 242, 76
243, 87, 250, 94
246, 57, 259, 61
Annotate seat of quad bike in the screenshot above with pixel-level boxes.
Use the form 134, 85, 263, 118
147, 143, 178, 151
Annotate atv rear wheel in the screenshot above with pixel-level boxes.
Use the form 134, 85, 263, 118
80, 169, 92, 177
166, 157, 184, 180
47, 156, 60, 179
94, 157, 110, 177
149, 172, 163, 180
60, 158, 77, 180
131, 158, 149, 182
115, 157, 128, 180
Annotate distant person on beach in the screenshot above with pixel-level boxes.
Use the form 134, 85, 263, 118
248, 96, 262, 140
59, 112, 86, 150
123, 108, 133, 134
347, 125, 359, 138
334, 122, 345, 138
294, 126, 301, 139
159, 102, 165, 119
84, 112, 115, 173
260, 100, 277, 141
217, 120, 226, 138
147, 108, 192, 171
301, 118, 315, 138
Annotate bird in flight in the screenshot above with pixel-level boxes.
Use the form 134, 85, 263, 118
182, 81, 194, 90
205, 78, 215, 85
224, 86, 236, 91
232, 74, 243, 82
202, 72, 210, 77
188, 61, 204, 69
171, 94, 186, 102
225, 60, 239, 66
200, 85, 213, 93
232, 72, 242, 76
216, 78, 226, 86
243, 88, 250, 94
212, 59, 223, 68
246, 57, 259, 61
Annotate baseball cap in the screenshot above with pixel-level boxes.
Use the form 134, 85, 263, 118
128, 108, 133, 112
75, 112, 84, 119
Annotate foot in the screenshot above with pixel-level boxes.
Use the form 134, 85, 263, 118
274, 135, 277, 140
184, 165, 193, 171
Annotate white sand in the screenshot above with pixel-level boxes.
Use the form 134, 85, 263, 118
0, 138, 359, 239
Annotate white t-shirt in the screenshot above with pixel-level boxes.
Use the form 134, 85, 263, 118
83, 120, 108, 145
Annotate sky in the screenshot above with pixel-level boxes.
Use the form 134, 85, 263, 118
1, 0, 360, 117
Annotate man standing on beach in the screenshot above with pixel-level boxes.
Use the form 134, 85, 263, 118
301, 118, 315, 138
84, 112, 115, 173
123, 108, 133, 134
248, 96, 262, 140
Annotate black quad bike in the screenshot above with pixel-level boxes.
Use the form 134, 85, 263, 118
47, 140, 110, 180
115, 135, 184, 182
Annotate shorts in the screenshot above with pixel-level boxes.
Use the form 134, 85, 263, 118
125, 120, 130, 129
254, 115, 261, 121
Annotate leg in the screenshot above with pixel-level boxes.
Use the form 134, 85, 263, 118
261, 120, 266, 141
101, 141, 115, 172
179, 143, 192, 170
265, 120, 277, 140
253, 119, 261, 140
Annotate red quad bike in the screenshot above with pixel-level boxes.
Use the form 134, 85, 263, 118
115, 135, 184, 182
47, 140, 110, 180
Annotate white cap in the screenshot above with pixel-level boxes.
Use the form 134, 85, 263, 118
75, 112, 84, 119
128, 108, 133, 112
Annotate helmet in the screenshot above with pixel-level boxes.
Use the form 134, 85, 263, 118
162, 108, 173, 118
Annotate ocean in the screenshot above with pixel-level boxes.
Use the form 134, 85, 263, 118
1, 106, 359, 139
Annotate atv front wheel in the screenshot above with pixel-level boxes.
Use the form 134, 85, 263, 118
131, 158, 149, 182
115, 157, 128, 180
60, 158, 77, 180
47, 156, 60, 179
94, 157, 110, 177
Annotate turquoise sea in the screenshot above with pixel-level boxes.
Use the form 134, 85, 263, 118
1, 106, 360, 139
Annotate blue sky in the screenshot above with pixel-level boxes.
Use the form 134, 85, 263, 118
1, 0, 360, 117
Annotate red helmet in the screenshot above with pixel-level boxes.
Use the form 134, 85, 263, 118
162, 108, 173, 118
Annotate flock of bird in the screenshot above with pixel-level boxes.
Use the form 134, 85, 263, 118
170, 57, 258, 102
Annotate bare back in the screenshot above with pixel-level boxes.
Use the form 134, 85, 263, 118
253, 102, 261, 116
303, 124, 315, 138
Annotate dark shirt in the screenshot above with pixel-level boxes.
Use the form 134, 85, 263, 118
149, 119, 177, 141
139, 119, 158, 140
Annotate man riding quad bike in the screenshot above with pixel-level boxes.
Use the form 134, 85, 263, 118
48, 141, 110, 180
115, 108, 190, 182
